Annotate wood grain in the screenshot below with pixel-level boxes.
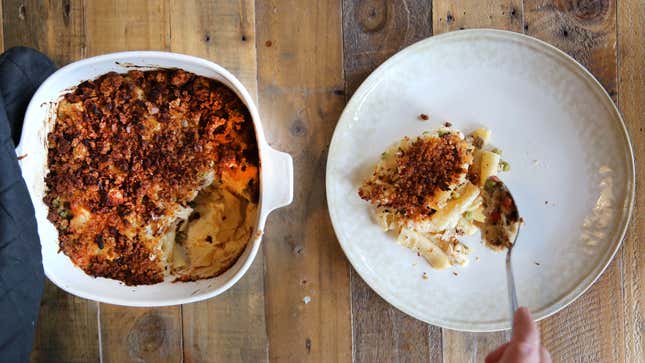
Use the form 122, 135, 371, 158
168, 0, 257, 97
351, 272, 443, 363
524, 0, 617, 97
2, 0, 86, 65
523, 1, 625, 362
0, 1, 642, 361
431, 2, 521, 361
433, 0, 524, 33
2, 2, 99, 362
342, 1, 442, 362
255, 1, 352, 361
617, 0, 644, 361
82, 2, 184, 362
99, 304, 183, 363
441, 329, 511, 363
0, 0, 4, 51
30, 281, 99, 363
168, 1, 268, 362
84, 0, 170, 54
342, 0, 433, 94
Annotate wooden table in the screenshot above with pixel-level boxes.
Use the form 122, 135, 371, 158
2, 0, 642, 362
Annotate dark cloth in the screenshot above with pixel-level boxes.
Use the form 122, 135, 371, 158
0, 47, 56, 363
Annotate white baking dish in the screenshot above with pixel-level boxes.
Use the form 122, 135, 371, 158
16, 51, 293, 306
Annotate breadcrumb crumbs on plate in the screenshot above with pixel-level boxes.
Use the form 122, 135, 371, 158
358, 133, 473, 222
17, 153, 28, 160
444, 121, 452, 127
452, 271, 459, 276
534, 262, 541, 266
422, 272, 429, 279
418, 113, 429, 121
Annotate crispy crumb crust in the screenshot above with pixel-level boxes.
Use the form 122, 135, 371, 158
358, 133, 472, 221
44, 69, 258, 285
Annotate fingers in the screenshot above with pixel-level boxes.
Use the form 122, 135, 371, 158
485, 342, 509, 363
486, 308, 550, 363
497, 307, 541, 363
512, 307, 539, 346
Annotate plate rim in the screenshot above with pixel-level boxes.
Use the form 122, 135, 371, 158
325, 28, 636, 332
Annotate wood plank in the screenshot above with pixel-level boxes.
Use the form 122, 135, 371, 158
255, 1, 352, 361
351, 273, 443, 363
99, 304, 183, 363
524, 0, 617, 98
433, 0, 524, 33
431, 2, 521, 361
343, 0, 434, 94
168, 0, 257, 97
82, 2, 183, 362
0, 0, 4, 51
2, 0, 86, 65
523, 1, 625, 362
617, 0, 644, 362
84, 0, 171, 54
441, 329, 511, 363
30, 281, 99, 363
2, 2, 99, 362
180, 263, 267, 363
342, 1, 441, 362
167, 1, 268, 362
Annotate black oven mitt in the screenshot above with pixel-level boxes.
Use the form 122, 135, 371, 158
0, 47, 56, 363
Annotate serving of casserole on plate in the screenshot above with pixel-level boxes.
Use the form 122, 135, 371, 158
358, 126, 513, 269
326, 30, 634, 331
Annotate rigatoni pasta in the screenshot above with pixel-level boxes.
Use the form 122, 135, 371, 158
358, 126, 510, 270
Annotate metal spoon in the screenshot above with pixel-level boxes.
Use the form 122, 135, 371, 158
481, 176, 522, 332
505, 228, 520, 333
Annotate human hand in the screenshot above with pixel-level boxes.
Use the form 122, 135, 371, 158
485, 307, 552, 363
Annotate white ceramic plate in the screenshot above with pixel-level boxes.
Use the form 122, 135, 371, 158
326, 29, 634, 331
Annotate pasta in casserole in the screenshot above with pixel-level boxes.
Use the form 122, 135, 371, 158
44, 69, 259, 285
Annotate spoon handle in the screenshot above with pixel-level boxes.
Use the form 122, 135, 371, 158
506, 249, 519, 333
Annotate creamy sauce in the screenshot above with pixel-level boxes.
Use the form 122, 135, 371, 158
480, 176, 520, 251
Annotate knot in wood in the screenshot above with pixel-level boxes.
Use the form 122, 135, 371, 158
357, 0, 388, 33
290, 119, 307, 137
558, 0, 610, 25
127, 312, 167, 355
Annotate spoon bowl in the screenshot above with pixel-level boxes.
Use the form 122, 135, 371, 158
482, 176, 522, 331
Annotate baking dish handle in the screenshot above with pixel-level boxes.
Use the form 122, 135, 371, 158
263, 146, 294, 212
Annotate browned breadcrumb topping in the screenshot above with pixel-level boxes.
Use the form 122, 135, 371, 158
358, 133, 472, 221
44, 69, 258, 285
472, 136, 484, 149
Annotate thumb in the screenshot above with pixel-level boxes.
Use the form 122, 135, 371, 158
499, 307, 541, 363
511, 307, 539, 346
